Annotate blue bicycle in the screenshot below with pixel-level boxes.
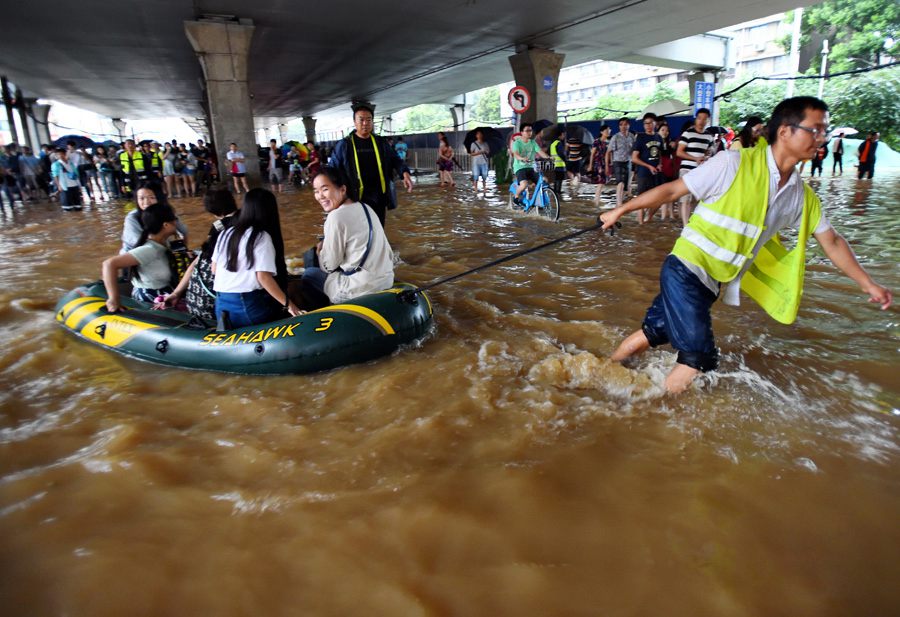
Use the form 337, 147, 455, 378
508, 159, 560, 222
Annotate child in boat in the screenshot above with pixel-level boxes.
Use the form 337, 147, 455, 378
102, 203, 180, 312
155, 189, 239, 320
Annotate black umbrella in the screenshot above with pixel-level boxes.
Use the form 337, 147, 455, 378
707, 126, 728, 135
53, 134, 95, 149
463, 127, 504, 159
539, 123, 594, 146
138, 139, 155, 146
532, 119, 553, 134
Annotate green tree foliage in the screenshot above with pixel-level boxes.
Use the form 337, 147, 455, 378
826, 68, 900, 149
718, 81, 790, 127
396, 104, 453, 133
717, 66, 898, 149
572, 81, 689, 121
786, 0, 899, 72
645, 80, 679, 104
471, 86, 501, 123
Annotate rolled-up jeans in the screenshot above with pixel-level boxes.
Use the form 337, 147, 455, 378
215, 289, 280, 328
641, 255, 720, 372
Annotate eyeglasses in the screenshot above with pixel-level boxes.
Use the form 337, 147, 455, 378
789, 124, 828, 140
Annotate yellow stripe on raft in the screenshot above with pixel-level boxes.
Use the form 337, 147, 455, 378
63, 300, 109, 329
57, 295, 102, 323
311, 304, 395, 335
80, 314, 161, 347
383, 287, 433, 316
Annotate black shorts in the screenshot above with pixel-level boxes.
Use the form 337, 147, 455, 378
565, 160, 582, 174
515, 168, 537, 184
636, 173, 662, 194
613, 162, 629, 185
231, 172, 246, 178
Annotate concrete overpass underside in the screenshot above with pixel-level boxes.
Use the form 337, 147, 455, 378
0, 0, 817, 133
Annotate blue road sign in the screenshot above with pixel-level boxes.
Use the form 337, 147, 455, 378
694, 81, 715, 116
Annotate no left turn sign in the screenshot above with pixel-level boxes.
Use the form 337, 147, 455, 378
508, 86, 531, 114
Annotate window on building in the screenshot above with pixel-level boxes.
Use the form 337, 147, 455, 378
772, 55, 789, 75
623, 81, 633, 91
639, 78, 650, 89
748, 23, 771, 46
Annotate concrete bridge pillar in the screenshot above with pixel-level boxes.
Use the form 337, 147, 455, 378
277, 123, 288, 144
184, 18, 259, 186
23, 98, 41, 150
302, 116, 317, 144
31, 103, 51, 146
1, 77, 19, 144
450, 104, 465, 133
381, 115, 393, 135
508, 48, 565, 125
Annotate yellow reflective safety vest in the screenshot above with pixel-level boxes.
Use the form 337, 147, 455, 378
119, 150, 146, 174
550, 139, 565, 169
671, 140, 822, 324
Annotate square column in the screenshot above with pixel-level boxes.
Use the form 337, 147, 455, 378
184, 19, 259, 185
302, 117, 317, 144
31, 103, 51, 146
508, 48, 565, 124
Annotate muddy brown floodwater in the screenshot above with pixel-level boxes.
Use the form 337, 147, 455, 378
1, 171, 898, 616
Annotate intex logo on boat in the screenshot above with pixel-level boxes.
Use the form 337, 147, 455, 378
201, 324, 300, 346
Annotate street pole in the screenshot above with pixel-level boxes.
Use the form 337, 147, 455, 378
818, 39, 829, 100
786, 7, 803, 98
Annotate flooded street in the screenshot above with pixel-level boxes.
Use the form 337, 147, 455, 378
1, 171, 898, 616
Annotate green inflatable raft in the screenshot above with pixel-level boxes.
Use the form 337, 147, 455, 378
55, 281, 434, 374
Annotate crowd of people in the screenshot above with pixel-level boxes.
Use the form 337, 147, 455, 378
2, 95, 892, 396
0, 138, 219, 210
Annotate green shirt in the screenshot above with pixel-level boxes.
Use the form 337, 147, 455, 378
511, 138, 539, 173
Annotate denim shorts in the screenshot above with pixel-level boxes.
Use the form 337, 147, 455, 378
641, 254, 719, 372
215, 289, 281, 328
472, 162, 489, 180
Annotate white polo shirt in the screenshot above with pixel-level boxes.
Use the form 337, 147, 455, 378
680, 147, 832, 306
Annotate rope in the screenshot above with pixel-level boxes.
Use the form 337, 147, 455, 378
399, 218, 620, 302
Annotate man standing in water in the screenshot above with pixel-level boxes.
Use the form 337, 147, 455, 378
330, 102, 413, 228
857, 131, 879, 179
599, 97, 892, 394
675, 108, 715, 226
606, 117, 635, 209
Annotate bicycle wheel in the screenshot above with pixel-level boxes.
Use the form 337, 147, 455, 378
540, 186, 560, 221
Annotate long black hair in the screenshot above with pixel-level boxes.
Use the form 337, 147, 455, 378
137, 180, 169, 207
224, 188, 287, 289
317, 165, 359, 203
201, 189, 238, 260
137, 203, 176, 247
738, 116, 764, 149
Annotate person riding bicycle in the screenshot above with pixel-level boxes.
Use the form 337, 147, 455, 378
511, 123, 550, 206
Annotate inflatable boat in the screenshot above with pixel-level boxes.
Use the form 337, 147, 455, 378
55, 281, 433, 375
